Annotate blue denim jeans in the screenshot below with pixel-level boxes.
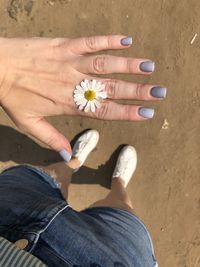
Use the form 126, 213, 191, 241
0, 165, 158, 267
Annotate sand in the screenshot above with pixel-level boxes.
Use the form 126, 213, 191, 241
0, 0, 200, 266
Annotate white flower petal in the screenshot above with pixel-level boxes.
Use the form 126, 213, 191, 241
75, 100, 84, 105
74, 90, 84, 96
79, 105, 84, 110
94, 99, 101, 109
75, 85, 84, 93
74, 99, 83, 103
84, 101, 91, 112
81, 98, 87, 106
76, 98, 87, 106
74, 91, 84, 96
97, 91, 107, 99
84, 79, 90, 89
76, 100, 82, 106
92, 79, 97, 89
74, 94, 84, 100
90, 101, 96, 113
89, 80, 93, 89
74, 80, 107, 111
81, 81, 88, 91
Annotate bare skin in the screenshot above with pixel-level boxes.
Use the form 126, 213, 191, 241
39, 158, 80, 198
41, 160, 134, 213
0, 35, 163, 155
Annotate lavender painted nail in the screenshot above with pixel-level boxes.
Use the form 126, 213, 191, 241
59, 149, 72, 162
121, 37, 133, 46
138, 107, 155, 119
150, 87, 167, 99
140, 61, 155, 72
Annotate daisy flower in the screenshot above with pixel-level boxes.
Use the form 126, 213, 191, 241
73, 80, 107, 113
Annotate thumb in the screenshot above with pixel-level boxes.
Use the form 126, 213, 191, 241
25, 118, 72, 162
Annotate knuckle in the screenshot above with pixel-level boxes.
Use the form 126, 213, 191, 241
106, 36, 112, 48
105, 79, 118, 98
135, 84, 143, 99
48, 38, 69, 58
125, 105, 133, 120
95, 103, 109, 120
49, 38, 66, 48
93, 56, 106, 73
126, 59, 133, 73
85, 36, 97, 51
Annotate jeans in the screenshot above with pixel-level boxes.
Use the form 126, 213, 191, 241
0, 165, 158, 267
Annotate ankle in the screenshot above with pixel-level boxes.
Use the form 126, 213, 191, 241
112, 177, 126, 188
67, 157, 81, 170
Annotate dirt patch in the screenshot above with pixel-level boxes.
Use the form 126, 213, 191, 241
0, 0, 199, 266
7, 0, 34, 20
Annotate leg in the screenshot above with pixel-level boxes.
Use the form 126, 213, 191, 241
40, 158, 80, 200
89, 146, 137, 214
38, 130, 99, 200
89, 177, 134, 213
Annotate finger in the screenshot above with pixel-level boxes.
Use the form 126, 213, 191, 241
79, 101, 155, 121
97, 79, 167, 100
77, 55, 155, 75
25, 118, 72, 160
68, 35, 133, 55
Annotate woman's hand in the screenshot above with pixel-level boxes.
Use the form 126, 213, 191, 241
0, 35, 166, 157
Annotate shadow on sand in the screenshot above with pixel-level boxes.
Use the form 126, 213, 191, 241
0, 125, 125, 189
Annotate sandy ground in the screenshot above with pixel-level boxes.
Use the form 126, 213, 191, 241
0, 0, 200, 266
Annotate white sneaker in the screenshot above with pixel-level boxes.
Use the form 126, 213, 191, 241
112, 145, 137, 187
72, 130, 99, 169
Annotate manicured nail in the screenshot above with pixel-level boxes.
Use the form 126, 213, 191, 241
150, 86, 167, 99
121, 36, 133, 46
59, 149, 72, 162
138, 107, 155, 119
140, 61, 155, 72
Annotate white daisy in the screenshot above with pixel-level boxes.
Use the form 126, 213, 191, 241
73, 80, 107, 113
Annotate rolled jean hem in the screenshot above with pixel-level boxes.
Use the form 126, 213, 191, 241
0, 163, 64, 197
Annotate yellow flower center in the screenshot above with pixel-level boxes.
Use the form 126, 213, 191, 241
84, 90, 96, 101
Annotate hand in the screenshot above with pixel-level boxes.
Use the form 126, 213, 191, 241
0, 35, 166, 157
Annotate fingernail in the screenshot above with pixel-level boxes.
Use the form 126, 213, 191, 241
150, 86, 167, 99
138, 107, 155, 119
139, 61, 155, 72
121, 36, 133, 46
59, 149, 72, 162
